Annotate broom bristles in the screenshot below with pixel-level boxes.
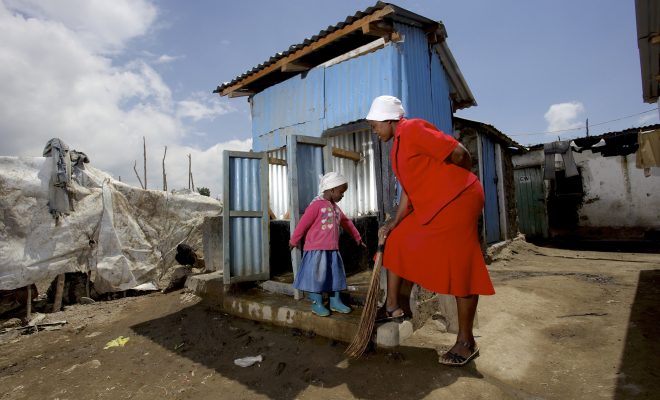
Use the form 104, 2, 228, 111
345, 251, 383, 358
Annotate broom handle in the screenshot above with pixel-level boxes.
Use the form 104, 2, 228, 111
344, 234, 386, 357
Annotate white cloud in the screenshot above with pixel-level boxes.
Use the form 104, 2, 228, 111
0, 1, 245, 198
544, 101, 585, 133
177, 92, 235, 122
4, 0, 157, 54
155, 54, 181, 64
153, 139, 253, 198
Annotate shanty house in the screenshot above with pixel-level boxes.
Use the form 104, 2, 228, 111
512, 125, 660, 248
213, 2, 511, 295
453, 117, 524, 245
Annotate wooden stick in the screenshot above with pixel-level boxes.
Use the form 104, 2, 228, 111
85, 272, 90, 298
188, 154, 195, 191
162, 146, 168, 191
26, 285, 32, 320
133, 161, 145, 189
143, 136, 147, 189
53, 273, 65, 312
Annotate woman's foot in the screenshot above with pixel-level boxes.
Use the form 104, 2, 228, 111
376, 305, 406, 322
439, 340, 479, 366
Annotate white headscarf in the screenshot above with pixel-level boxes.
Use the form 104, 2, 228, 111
366, 95, 405, 121
318, 171, 347, 195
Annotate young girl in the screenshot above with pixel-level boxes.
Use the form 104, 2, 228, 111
289, 172, 365, 317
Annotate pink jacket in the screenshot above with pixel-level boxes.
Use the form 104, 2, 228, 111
289, 197, 362, 251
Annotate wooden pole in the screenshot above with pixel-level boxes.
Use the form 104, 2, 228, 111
162, 146, 168, 191
53, 273, 65, 312
143, 136, 147, 189
188, 154, 191, 190
26, 285, 32, 320
133, 161, 145, 189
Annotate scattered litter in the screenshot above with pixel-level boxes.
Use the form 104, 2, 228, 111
557, 312, 608, 318
79, 297, 95, 304
174, 342, 185, 350
234, 355, 263, 367
103, 336, 129, 349
180, 292, 200, 304
1, 318, 22, 329
62, 359, 101, 374
1, 320, 67, 335
85, 331, 102, 338
275, 362, 286, 375
28, 313, 46, 326
132, 282, 158, 291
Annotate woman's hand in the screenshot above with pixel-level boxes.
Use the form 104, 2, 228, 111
378, 220, 396, 241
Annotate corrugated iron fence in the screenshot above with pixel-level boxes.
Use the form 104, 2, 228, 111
267, 129, 377, 219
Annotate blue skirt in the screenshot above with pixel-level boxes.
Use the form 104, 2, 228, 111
293, 250, 347, 293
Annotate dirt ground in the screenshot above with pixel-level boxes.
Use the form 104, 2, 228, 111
1, 240, 658, 400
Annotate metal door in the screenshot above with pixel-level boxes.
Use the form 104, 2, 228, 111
514, 167, 548, 238
222, 151, 270, 284
287, 135, 332, 299
481, 135, 501, 244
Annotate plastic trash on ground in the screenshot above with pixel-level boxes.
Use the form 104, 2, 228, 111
234, 355, 263, 367
104, 336, 129, 349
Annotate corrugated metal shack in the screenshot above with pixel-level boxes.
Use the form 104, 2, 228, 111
512, 125, 660, 250
453, 117, 524, 245
213, 2, 509, 294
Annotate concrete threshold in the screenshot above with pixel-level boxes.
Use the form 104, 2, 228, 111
185, 271, 412, 346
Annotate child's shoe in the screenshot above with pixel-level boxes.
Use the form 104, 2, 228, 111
329, 291, 351, 314
308, 292, 330, 317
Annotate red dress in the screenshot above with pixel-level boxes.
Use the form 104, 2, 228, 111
382, 118, 495, 297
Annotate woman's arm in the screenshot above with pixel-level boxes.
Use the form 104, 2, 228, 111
448, 143, 472, 171
380, 189, 412, 239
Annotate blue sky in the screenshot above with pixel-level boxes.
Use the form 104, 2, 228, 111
1, 0, 656, 196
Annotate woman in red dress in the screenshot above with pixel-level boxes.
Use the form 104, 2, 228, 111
366, 95, 495, 366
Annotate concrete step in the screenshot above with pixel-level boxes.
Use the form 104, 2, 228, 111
185, 272, 411, 346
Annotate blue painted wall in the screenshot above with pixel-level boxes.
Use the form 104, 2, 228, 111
250, 24, 454, 151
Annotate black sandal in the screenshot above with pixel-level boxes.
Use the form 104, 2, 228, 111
438, 341, 480, 367
375, 306, 406, 322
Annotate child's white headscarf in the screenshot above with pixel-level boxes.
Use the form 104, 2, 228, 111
318, 171, 347, 195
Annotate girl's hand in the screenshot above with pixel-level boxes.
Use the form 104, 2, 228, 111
289, 244, 298, 251
358, 241, 367, 249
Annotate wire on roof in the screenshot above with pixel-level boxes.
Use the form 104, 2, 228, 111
508, 108, 659, 137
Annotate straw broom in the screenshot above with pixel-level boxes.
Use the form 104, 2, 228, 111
345, 230, 386, 358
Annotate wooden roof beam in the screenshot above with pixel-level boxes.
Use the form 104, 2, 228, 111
281, 61, 313, 73
228, 90, 255, 98
220, 5, 396, 96
332, 147, 362, 162
361, 21, 393, 38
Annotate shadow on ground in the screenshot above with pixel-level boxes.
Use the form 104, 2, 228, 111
615, 269, 660, 399
130, 302, 485, 400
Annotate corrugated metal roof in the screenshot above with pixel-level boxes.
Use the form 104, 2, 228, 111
454, 117, 525, 150
214, 1, 475, 109
525, 123, 660, 150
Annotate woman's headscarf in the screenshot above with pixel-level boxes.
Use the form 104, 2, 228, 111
366, 95, 405, 121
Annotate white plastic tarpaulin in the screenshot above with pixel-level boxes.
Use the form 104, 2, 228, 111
0, 156, 222, 292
